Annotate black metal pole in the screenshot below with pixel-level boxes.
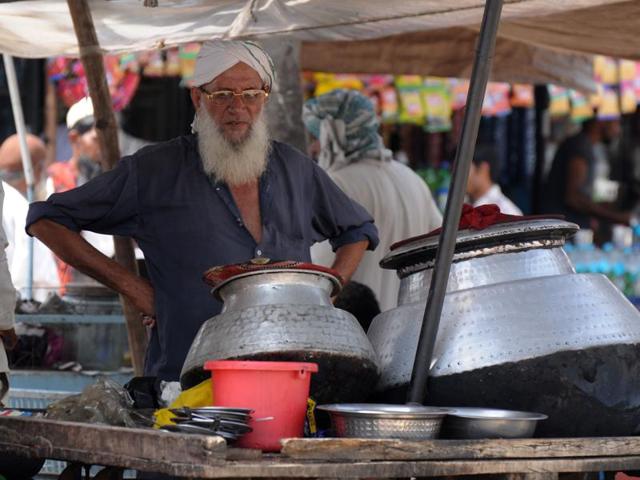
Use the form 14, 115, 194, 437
407, 0, 504, 404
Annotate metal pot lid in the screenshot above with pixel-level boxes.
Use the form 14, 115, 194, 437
381, 218, 578, 271
202, 258, 342, 298
445, 407, 548, 421
317, 403, 450, 418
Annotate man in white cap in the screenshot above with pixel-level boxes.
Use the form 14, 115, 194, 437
26, 40, 378, 381
48, 97, 116, 294
49, 97, 103, 194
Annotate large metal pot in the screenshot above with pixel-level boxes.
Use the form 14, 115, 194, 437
181, 266, 380, 403
368, 219, 640, 436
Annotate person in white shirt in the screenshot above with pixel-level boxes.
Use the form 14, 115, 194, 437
0, 133, 49, 201
304, 89, 442, 312
2, 181, 58, 302
466, 144, 523, 216
0, 182, 19, 406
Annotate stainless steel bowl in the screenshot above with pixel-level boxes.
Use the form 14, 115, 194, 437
440, 407, 548, 439
317, 404, 449, 439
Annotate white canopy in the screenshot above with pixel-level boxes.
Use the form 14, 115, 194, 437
0, 0, 636, 59
0, 0, 637, 90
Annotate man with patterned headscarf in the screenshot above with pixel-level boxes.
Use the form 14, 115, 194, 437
304, 89, 441, 311
26, 41, 378, 381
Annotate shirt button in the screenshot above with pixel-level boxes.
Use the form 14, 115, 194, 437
256, 249, 262, 256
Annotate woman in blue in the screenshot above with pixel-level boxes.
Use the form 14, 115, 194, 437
26, 40, 378, 382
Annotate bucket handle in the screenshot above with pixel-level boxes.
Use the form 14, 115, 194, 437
254, 416, 274, 422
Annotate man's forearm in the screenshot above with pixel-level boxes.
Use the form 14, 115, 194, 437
567, 193, 630, 225
28, 219, 154, 315
587, 202, 630, 225
331, 240, 368, 285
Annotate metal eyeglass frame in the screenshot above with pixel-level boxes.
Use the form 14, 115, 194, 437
198, 87, 269, 106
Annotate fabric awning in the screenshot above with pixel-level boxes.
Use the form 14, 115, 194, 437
0, 0, 635, 59
0, 0, 636, 90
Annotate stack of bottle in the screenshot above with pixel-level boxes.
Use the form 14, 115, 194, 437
565, 242, 640, 301
417, 162, 451, 213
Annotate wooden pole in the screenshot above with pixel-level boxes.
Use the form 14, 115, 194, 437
44, 76, 57, 167
66, 0, 147, 376
259, 37, 307, 152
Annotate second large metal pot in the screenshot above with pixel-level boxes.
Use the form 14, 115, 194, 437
181, 266, 380, 403
367, 219, 640, 436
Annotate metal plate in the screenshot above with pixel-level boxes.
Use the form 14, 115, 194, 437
191, 407, 253, 415
441, 407, 547, 439
160, 423, 223, 435
381, 219, 578, 270
446, 407, 547, 421
174, 417, 218, 425
213, 270, 341, 302
368, 273, 640, 390
318, 404, 447, 439
317, 403, 450, 418
170, 407, 253, 424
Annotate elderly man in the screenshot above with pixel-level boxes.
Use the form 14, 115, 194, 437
304, 89, 441, 312
26, 41, 378, 381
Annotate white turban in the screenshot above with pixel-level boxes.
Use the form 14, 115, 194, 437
192, 40, 275, 89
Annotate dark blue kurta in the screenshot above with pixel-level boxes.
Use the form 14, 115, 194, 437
27, 135, 378, 381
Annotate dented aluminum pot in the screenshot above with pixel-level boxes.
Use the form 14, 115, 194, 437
181, 268, 380, 403
368, 219, 640, 436
368, 219, 640, 389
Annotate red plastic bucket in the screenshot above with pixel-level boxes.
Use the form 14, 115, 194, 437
204, 360, 318, 451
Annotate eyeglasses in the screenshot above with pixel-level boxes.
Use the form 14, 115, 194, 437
199, 87, 269, 106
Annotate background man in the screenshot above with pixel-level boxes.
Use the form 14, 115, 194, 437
48, 97, 103, 194
466, 143, 522, 215
49, 97, 115, 293
0, 133, 48, 200
304, 89, 441, 312
2, 181, 58, 303
27, 40, 378, 382
543, 117, 629, 228
0, 135, 58, 302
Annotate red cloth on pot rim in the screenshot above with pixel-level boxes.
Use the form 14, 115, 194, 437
390, 204, 563, 251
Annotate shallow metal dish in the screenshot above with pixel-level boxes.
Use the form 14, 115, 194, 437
440, 407, 548, 439
317, 404, 449, 439
191, 407, 253, 415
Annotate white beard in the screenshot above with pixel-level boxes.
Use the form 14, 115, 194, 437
194, 104, 270, 185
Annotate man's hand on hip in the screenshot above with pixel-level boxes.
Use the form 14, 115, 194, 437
331, 239, 369, 286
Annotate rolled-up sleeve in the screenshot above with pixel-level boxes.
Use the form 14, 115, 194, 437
310, 163, 379, 252
26, 156, 139, 238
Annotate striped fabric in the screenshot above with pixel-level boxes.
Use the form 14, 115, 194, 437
303, 89, 391, 172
